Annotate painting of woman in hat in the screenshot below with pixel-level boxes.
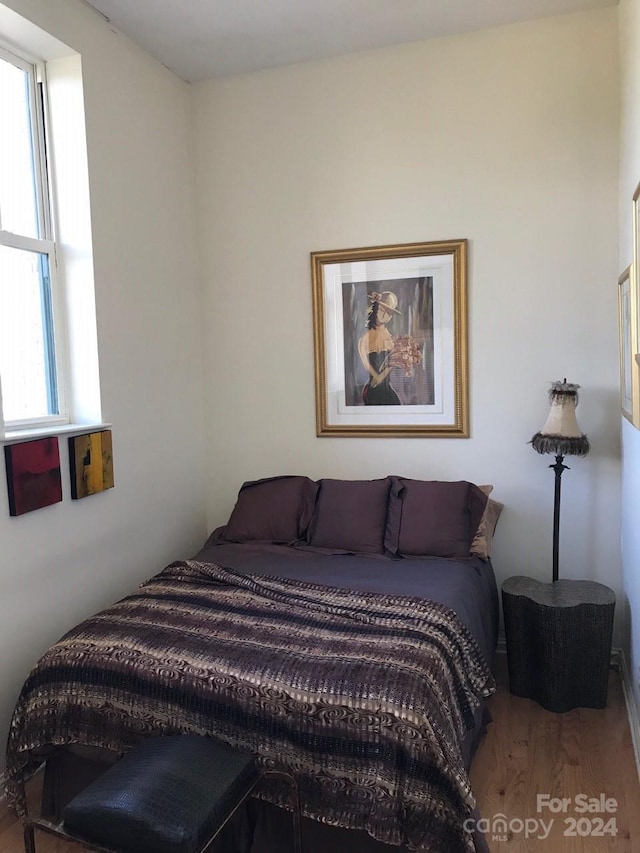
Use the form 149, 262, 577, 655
358, 291, 421, 405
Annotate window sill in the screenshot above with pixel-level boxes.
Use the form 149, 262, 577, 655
1, 422, 112, 445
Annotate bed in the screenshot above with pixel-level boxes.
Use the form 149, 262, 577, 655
5, 475, 501, 853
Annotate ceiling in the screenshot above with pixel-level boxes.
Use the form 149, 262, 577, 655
84, 0, 616, 82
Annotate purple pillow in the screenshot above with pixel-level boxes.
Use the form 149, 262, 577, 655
223, 476, 318, 544
306, 478, 391, 554
387, 478, 488, 558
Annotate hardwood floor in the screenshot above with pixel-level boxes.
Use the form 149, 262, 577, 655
1, 654, 638, 852
470, 656, 640, 851
0, 776, 82, 852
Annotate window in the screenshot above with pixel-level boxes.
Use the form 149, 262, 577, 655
0, 44, 66, 430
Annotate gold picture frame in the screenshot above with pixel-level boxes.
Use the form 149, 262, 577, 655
634, 180, 640, 262
311, 239, 468, 437
618, 264, 640, 427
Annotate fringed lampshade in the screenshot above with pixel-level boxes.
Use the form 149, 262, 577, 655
530, 380, 590, 582
531, 381, 590, 458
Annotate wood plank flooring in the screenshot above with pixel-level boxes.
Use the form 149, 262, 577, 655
469, 656, 640, 851
1, 654, 638, 852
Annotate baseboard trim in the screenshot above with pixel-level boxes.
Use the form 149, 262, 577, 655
617, 648, 640, 783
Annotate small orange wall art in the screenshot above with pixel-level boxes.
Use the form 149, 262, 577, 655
69, 430, 114, 499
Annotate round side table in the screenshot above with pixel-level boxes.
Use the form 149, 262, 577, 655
501, 576, 615, 713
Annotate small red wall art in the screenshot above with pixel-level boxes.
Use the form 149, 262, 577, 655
4, 437, 63, 516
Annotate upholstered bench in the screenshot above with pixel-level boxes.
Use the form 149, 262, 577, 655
24, 735, 302, 853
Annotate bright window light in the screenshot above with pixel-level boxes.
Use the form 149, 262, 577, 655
0, 55, 39, 238
0, 45, 65, 430
0, 244, 57, 420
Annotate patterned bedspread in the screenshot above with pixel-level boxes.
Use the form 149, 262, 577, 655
5, 560, 495, 852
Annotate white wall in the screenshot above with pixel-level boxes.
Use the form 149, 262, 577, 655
192, 9, 621, 620
619, 0, 640, 708
0, 0, 206, 774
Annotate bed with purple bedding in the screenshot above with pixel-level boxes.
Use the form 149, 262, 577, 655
5, 475, 501, 853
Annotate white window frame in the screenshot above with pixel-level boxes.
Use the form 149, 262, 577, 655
0, 42, 69, 433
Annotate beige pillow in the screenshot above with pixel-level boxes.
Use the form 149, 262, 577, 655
470, 485, 504, 559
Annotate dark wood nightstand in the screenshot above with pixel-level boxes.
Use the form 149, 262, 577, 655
501, 576, 615, 713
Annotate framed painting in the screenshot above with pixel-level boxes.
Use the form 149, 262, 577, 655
4, 437, 62, 516
69, 429, 114, 499
618, 265, 640, 427
311, 239, 468, 437
632, 184, 640, 293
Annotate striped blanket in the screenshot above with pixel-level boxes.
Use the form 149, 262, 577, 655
6, 560, 494, 852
